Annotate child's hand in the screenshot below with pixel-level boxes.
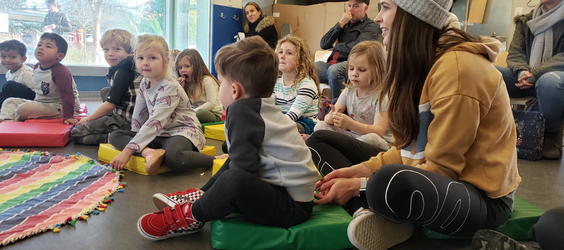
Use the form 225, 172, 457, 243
333, 112, 351, 129
177, 77, 185, 87
110, 149, 134, 171
64, 118, 78, 125
329, 104, 341, 115
76, 117, 89, 125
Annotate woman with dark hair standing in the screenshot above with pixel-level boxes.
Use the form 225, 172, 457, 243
243, 2, 278, 49
313, 0, 521, 249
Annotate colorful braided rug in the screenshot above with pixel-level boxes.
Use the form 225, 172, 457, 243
0, 150, 121, 246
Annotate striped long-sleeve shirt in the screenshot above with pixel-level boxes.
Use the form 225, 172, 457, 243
273, 76, 319, 121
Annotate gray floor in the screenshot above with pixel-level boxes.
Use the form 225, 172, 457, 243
2, 98, 562, 250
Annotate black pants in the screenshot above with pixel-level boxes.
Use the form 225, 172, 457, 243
306, 130, 382, 176
529, 206, 564, 250
306, 130, 511, 236
193, 166, 313, 228
367, 164, 511, 236
0, 81, 35, 107
108, 130, 214, 170
306, 130, 383, 214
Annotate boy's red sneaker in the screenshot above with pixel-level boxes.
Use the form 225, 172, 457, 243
137, 203, 204, 240
152, 188, 203, 210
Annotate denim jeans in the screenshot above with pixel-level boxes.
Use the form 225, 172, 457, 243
497, 66, 564, 134
315, 61, 348, 99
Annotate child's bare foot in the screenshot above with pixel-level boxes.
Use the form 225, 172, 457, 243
215, 154, 228, 160
144, 149, 166, 176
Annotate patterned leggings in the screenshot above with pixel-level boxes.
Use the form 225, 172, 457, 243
367, 164, 511, 236
306, 130, 512, 236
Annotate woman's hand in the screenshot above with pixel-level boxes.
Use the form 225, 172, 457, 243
313, 163, 373, 204
110, 148, 135, 171
314, 177, 360, 205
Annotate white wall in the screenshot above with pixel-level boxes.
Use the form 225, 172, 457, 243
214, 0, 243, 8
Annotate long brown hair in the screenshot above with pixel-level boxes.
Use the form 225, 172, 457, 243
176, 49, 219, 100
380, 7, 480, 149
275, 35, 321, 98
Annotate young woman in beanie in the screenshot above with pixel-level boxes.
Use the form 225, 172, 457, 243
313, 0, 521, 249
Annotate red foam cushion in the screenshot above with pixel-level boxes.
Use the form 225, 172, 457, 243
0, 121, 73, 147
24, 117, 85, 123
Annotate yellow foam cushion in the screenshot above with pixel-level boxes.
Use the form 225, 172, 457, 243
212, 158, 227, 176
204, 124, 226, 141
98, 144, 216, 175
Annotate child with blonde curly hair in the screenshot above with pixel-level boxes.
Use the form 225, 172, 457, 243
274, 35, 320, 134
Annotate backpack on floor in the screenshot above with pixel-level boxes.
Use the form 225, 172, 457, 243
513, 110, 545, 161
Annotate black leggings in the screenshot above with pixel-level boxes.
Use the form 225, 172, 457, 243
109, 130, 214, 171
306, 130, 382, 176
306, 130, 382, 214
306, 130, 511, 236
193, 165, 313, 228
367, 164, 511, 236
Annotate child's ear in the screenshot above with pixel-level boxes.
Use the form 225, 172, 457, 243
57, 52, 65, 61
21, 55, 27, 63
231, 82, 246, 101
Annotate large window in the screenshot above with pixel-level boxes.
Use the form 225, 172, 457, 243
0, 0, 211, 67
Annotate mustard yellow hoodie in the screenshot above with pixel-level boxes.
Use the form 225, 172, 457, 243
363, 37, 521, 199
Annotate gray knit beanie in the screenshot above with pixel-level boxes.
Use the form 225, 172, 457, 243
391, 0, 452, 29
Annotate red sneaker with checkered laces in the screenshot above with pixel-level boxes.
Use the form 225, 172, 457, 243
137, 203, 204, 240
152, 188, 203, 210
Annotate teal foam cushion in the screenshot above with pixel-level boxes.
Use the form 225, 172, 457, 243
211, 205, 353, 250
423, 197, 544, 240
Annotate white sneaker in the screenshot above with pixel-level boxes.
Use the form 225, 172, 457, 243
347, 211, 413, 250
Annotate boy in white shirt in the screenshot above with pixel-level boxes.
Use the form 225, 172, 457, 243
0, 40, 34, 107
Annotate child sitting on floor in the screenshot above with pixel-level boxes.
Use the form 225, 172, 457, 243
71, 29, 140, 145
136, 36, 318, 240
0, 33, 80, 124
176, 49, 223, 123
0, 40, 34, 108
108, 34, 212, 176
274, 35, 320, 135
313, 41, 392, 151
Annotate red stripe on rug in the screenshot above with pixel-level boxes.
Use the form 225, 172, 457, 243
0, 157, 75, 194
0, 156, 65, 193
0, 172, 116, 242
23, 175, 118, 235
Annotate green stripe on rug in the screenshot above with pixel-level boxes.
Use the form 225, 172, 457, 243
0, 161, 95, 213
0, 154, 36, 170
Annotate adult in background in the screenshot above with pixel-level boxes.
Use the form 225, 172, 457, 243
315, 0, 379, 100
496, 0, 564, 160
42, 0, 72, 35
243, 2, 278, 49
314, 0, 521, 249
